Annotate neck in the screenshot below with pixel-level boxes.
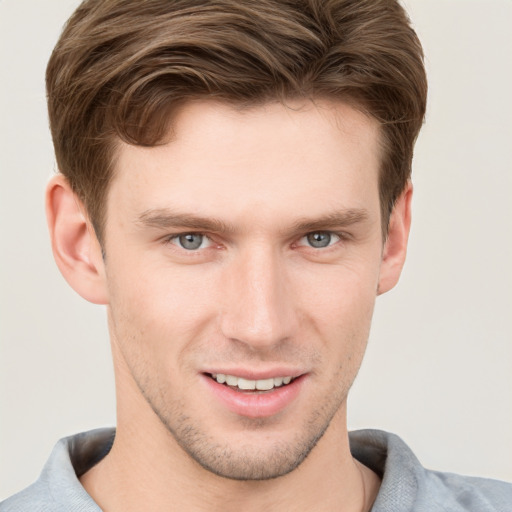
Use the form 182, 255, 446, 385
81, 343, 380, 511
81, 404, 379, 512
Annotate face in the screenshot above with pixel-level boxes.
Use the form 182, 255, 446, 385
102, 99, 387, 480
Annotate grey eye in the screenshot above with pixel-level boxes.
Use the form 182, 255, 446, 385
306, 232, 333, 248
178, 233, 205, 250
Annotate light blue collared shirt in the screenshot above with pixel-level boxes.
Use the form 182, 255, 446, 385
1, 428, 511, 511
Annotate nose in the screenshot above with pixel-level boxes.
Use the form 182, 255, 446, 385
219, 246, 298, 350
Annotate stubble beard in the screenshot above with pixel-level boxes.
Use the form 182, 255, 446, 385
140, 379, 349, 481
111, 312, 363, 481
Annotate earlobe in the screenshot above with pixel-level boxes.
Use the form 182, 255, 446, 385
46, 174, 108, 304
377, 182, 413, 295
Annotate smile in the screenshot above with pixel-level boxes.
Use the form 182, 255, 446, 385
210, 373, 294, 391
202, 371, 305, 418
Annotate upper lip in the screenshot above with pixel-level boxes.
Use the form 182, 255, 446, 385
202, 368, 306, 380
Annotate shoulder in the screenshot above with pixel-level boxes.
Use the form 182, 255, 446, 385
349, 429, 512, 512
423, 470, 512, 512
0, 480, 53, 512
0, 429, 113, 512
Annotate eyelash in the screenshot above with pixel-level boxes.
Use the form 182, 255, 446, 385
163, 231, 347, 252
296, 232, 342, 249
164, 233, 214, 251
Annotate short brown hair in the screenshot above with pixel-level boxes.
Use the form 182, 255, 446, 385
46, 0, 427, 241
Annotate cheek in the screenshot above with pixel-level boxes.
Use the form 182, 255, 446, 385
295, 262, 378, 365
297, 258, 379, 321
324, 291, 375, 362
105, 256, 219, 358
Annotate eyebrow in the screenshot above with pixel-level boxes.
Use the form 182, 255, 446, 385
289, 209, 369, 234
137, 209, 236, 234
136, 207, 369, 235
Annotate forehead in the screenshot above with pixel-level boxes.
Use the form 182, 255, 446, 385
109, 99, 382, 226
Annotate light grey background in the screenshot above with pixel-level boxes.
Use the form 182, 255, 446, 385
1, 0, 511, 499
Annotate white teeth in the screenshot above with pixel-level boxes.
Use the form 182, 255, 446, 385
212, 373, 294, 390
255, 378, 274, 391
273, 377, 284, 387
226, 375, 238, 386
238, 378, 256, 390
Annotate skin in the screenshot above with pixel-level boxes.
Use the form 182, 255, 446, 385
47, 99, 411, 512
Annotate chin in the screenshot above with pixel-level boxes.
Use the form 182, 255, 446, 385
156, 401, 338, 481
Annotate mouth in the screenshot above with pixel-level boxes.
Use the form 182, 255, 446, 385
207, 373, 296, 392
202, 371, 305, 418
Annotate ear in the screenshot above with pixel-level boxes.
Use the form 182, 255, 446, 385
46, 174, 108, 304
377, 182, 413, 295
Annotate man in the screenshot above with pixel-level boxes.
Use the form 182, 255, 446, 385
1, 0, 510, 511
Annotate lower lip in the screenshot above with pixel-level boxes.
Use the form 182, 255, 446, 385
202, 374, 305, 419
